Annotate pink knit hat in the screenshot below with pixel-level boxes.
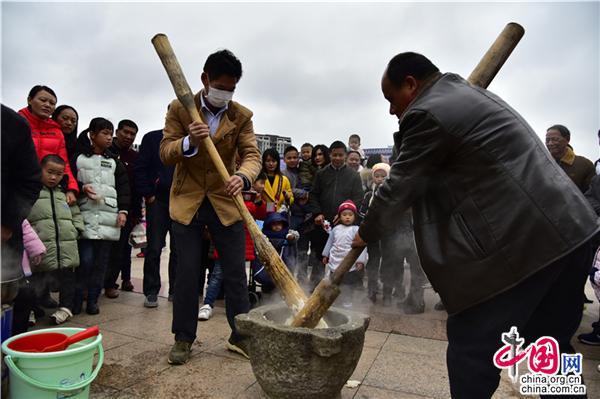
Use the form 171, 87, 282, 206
372, 162, 391, 177
338, 199, 358, 215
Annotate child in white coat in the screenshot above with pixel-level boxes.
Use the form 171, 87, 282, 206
322, 200, 368, 307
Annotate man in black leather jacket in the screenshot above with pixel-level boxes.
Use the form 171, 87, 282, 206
354, 52, 599, 397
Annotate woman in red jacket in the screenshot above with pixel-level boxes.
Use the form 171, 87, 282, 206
19, 86, 79, 204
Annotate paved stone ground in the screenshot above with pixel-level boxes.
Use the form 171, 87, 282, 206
33, 250, 600, 398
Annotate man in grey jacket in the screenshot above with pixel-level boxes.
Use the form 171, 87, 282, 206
354, 52, 598, 397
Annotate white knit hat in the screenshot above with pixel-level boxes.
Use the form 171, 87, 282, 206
371, 162, 391, 177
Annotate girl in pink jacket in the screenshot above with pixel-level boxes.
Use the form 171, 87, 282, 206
12, 220, 46, 334
21, 219, 46, 277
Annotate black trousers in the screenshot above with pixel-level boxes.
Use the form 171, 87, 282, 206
104, 220, 134, 289
171, 200, 249, 343
366, 232, 424, 298
386, 231, 426, 299
295, 233, 311, 282
12, 270, 76, 335
446, 240, 593, 398
77, 239, 112, 305
143, 199, 177, 296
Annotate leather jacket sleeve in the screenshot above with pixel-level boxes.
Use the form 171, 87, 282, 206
359, 110, 456, 242
585, 175, 600, 216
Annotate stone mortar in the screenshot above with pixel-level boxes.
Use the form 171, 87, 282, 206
235, 303, 370, 399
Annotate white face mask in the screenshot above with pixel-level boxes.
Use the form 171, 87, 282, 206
206, 86, 233, 108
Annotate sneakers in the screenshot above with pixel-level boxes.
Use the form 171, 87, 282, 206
168, 294, 173, 302
197, 304, 213, 321
50, 307, 73, 325
86, 302, 100, 315
434, 301, 445, 311
168, 341, 192, 365
144, 295, 159, 308
121, 280, 134, 292
577, 331, 600, 345
226, 335, 249, 359
105, 288, 120, 299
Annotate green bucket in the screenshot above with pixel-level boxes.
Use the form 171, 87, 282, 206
1, 327, 103, 399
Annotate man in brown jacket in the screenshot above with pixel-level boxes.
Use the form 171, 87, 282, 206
545, 124, 595, 193
159, 50, 261, 365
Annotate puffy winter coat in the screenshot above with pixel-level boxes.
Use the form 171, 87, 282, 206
21, 219, 46, 276
213, 199, 266, 261
27, 186, 83, 272
76, 152, 130, 241
18, 107, 79, 193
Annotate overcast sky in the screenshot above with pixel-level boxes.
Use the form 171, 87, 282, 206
2, 1, 599, 161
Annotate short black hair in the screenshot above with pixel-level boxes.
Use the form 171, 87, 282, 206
348, 150, 361, 159
261, 148, 281, 175
348, 134, 361, 143
255, 172, 267, 182
204, 49, 243, 81
52, 105, 79, 133
28, 85, 57, 101
284, 145, 298, 156
118, 119, 138, 132
329, 140, 347, 153
366, 153, 383, 168
312, 144, 330, 165
547, 124, 570, 141
301, 143, 313, 149
386, 52, 440, 87
88, 117, 114, 134
41, 154, 65, 167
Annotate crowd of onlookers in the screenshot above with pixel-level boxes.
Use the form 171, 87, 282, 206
2, 83, 600, 347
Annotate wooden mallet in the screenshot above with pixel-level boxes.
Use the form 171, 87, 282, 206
291, 22, 525, 328
151, 34, 308, 312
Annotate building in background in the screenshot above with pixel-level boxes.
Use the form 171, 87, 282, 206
364, 146, 393, 161
256, 134, 292, 155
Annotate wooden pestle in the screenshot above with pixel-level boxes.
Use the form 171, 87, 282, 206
291, 22, 525, 328
151, 34, 308, 312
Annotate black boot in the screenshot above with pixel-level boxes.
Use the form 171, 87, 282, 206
403, 293, 425, 314
86, 301, 99, 315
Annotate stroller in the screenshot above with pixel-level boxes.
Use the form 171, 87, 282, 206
248, 258, 276, 308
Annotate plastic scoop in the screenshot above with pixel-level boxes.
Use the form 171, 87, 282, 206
7, 326, 100, 353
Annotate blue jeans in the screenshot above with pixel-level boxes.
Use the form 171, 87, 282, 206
203, 261, 223, 307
